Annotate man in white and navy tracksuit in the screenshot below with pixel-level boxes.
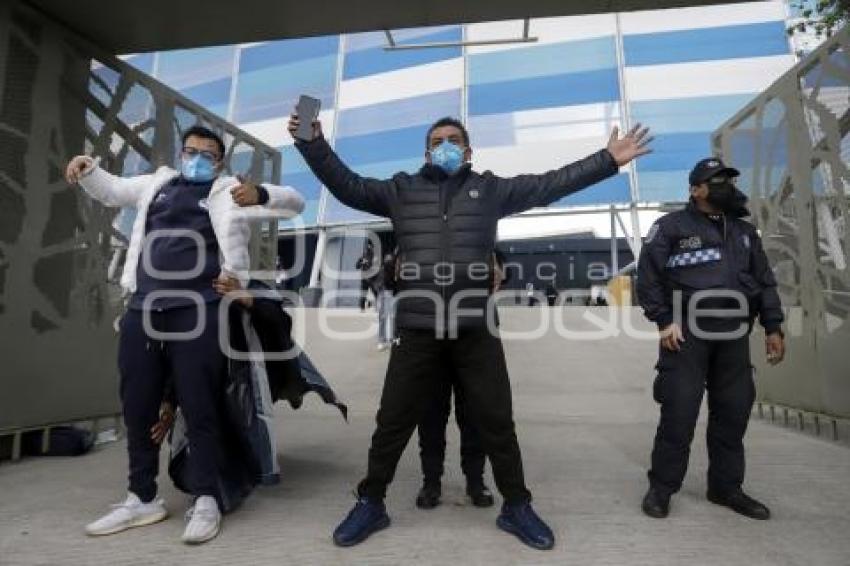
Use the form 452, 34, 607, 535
66, 126, 304, 544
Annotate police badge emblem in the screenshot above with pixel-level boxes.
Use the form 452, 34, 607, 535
679, 236, 702, 250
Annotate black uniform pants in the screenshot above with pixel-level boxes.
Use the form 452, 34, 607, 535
357, 328, 531, 505
417, 366, 487, 488
118, 304, 226, 502
648, 329, 755, 496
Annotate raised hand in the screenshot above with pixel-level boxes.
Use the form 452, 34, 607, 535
287, 112, 323, 141
230, 174, 260, 206
607, 123, 653, 166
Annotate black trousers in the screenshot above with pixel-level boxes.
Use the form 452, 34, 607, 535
417, 367, 487, 487
357, 328, 530, 505
118, 304, 226, 502
648, 329, 755, 496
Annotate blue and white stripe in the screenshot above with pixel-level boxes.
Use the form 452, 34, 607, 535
666, 247, 722, 268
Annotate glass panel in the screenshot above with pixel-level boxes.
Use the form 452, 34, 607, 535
118, 83, 155, 132
758, 98, 789, 201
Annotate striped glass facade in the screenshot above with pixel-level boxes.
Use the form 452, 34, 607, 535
126, 0, 796, 228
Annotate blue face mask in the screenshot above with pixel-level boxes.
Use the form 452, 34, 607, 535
181, 154, 217, 182
430, 140, 465, 175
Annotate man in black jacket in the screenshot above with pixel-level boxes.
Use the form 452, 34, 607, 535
636, 157, 786, 521
289, 114, 651, 550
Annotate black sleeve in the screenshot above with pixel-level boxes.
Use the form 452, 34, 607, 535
256, 184, 269, 205
493, 149, 618, 217
750, 230, 784, 334
295, 136, 395, 217
636, 220, 675, 328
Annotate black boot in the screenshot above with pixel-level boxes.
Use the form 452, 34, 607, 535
466, 481, 495, 508
642, 486, 670, 519
707, 489, 770, 520
415, 483, 441, 509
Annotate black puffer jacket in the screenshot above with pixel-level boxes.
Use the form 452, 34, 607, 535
297, 136, 618, 331
636, 193, 784, 334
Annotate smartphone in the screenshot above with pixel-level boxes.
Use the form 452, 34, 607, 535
294, 95, 321, 141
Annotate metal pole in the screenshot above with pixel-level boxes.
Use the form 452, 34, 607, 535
461, 21, 469, 127
308, 228, 328, 288
317, 32, 347, 227
614, 12, 641, 205
610, 204, 619, 275
614, 210, 637, 257
630, 203, 643, 257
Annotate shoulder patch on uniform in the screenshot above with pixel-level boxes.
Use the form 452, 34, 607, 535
646, 223, 661, 243
741, 233, 750, 249
469, 189, 480, 199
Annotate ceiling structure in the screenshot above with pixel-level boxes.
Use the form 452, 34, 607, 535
27, 0, 755, 53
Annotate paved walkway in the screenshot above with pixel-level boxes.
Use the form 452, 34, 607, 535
1, 308, 849, 565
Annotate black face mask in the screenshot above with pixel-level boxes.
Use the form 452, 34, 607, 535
706, 182, 737, 211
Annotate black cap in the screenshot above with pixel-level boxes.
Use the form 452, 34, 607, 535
688, 157, 740, 186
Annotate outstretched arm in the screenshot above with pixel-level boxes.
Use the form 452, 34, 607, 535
288, 114, 395, 217
495, 124, 652, 217
67, 156, 150, 208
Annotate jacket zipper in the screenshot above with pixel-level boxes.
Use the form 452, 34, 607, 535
439, 180, 449, 336
721, 213, 738, 293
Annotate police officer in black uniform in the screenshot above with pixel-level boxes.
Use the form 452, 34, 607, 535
636, 157, 786, 520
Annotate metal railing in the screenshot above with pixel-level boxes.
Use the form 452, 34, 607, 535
713, 25, 850, 420
0, 0, 281, 446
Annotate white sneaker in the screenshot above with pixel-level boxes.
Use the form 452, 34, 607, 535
181, 496, 221, 544
85, 493, 168, 536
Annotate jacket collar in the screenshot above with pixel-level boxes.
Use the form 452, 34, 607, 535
158, 167, 235, 197
686, 188, 750, 219
420, 162, 473, 183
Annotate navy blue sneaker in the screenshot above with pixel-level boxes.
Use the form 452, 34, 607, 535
496, 501, 555, 550
332, 497, 391, 547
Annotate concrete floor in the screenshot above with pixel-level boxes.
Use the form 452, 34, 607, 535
1, 308, 849, 566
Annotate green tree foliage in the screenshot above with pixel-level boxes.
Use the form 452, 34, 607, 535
788, 0, 850, 38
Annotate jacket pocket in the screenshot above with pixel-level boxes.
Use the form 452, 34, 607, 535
737, 272, 761, 299
652, 358, 671, 404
